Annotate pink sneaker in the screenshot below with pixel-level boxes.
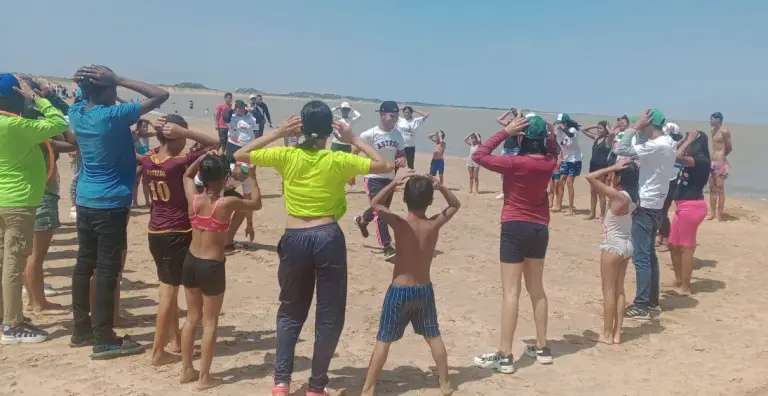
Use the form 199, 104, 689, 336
272, 384, 289, 396
306, 388, 331, 396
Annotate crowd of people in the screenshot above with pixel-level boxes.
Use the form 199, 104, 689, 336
0, 67, 734, 395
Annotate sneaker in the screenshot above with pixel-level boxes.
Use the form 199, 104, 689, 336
383, 246, 396, 261
625, 304, 651, 321
70, 333, 95, 348
306, 388, 332, 396
649, 304, 662, 314
354, 216, 369, 238
69, 207, 77, 221
90, 335, 143, 360
23, 283, 58, 297
1, 323, 49, 344
524, 344, 553, 365
473, 351, 515, 374
272, 384, 290, 396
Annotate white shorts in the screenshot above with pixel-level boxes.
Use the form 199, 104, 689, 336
600, 236, 633, 258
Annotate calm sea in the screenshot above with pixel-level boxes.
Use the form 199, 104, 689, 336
137, 91, 765, 199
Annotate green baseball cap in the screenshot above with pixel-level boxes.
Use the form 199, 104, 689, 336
628, 116, 638, 124
524, 115, 548, 139
648, 108, 665, 128
553, 113, 571, 125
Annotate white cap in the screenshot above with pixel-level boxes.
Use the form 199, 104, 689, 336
524, 112, 536, 118
249, 94, 258, 99
340, 102, 351, 109
663, 122, 680, 135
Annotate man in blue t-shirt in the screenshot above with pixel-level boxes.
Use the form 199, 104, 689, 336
68, 65, 168, 359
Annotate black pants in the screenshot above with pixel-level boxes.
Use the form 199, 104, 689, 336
217, 127, 229, 150
274, 222, 347, 392
72, 206, 129, 345
659, 179, 677, 238
361, 177, 394, 247
403, 146, 416, 170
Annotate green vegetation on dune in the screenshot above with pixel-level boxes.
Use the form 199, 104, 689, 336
165, 82, 211, 89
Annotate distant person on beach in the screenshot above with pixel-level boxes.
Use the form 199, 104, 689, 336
361, 172, 460, 396
136, 115, 219, 366
667, 130, 710, 296
552, 113, 583, 216
233, 101, 392, 396
397, 105, 430, 170
0, 74, 69, 344
428, 130, 446, 185
472, 115, 559, 373
495, 107, 521, 199
354, 101, 407, 260
581, 121, 615, 220
214, 92, 233, 151
586, 158, 639, 345
613, 109, 676, 321
707, 112, 732, 221
68, 65, 169, 358
330, 102, 362, 152
204, 108, 209, 116
225, 100, 259, 163
189, 100, 193, 110
249, 94, 272, 138
132, 119, 153, 208
464, 133, 482, 194
179, 153, 262, 390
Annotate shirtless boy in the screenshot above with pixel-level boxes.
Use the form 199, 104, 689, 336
428, 130, 446, 185
361, 172, 460, 396
707, 112, 732, 221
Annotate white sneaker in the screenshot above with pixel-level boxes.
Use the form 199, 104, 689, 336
22, 284, 57, 297
473, 351, 515, 373
69, 207, 77, 221
496, 193, 505, 199
1, 323, 49, 344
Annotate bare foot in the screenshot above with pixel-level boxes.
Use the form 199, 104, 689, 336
613, 333, 622, 345
152, 351, 181, 366
440, 379, 456, 396
597, 334, 614, 345
168, 341, 182, 354
550, 206, 562, 213
564, 208, 575, 216
584, 213, 596, 220
33, 302, 70, 315
706, 213, 716, 221
716, 215, 724, 222
675, 287, 692, 296
662, 280, 682, 289
198, 375, 223, 391
179, 367, 199, 384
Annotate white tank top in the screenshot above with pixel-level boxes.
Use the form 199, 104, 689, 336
603, 191, 636, 241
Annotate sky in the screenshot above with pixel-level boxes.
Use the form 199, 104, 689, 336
2, 0, 765, 124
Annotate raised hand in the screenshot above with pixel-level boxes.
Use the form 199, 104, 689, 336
277, 115, 302, 138
162, 122, 187, 140
12, 75, 43, 100
74, 65, 118, 86
332, 120, 354, 144
503, 116, 529, 136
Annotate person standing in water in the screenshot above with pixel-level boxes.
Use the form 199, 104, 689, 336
234, 101, 393, 396
397, 105, 430, 170
707, 112, 732, 221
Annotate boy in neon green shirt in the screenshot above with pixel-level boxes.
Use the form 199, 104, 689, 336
0, 74, 68, 344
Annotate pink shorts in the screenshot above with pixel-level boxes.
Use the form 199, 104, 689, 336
669, 199, 707, 248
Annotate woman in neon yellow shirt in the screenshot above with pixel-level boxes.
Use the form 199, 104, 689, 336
234, 100, 393, 396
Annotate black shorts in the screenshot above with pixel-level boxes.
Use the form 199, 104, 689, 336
148, 232, 192, 286
589, 160, 610, 173
500, 221, 549, 263
182, 252, 226, 296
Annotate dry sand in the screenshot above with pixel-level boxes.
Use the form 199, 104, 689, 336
2, 118, 768, 396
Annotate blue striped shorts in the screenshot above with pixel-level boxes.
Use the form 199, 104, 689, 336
376, 283, 440, 342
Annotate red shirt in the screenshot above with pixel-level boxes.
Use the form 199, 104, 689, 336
472, 130, 560, 226
141, 148, 207, 233
215, 104, 230, 129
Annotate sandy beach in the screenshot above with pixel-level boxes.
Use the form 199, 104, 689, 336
2, 115, 768, 396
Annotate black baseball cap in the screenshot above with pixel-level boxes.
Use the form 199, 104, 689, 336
377, 101, 399, 113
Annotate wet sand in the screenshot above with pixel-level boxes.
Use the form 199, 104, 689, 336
2, 114, 768, 395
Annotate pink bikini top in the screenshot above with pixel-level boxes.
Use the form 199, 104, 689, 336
190, 195, 230, 233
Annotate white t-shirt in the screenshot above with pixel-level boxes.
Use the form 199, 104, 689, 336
634, 135, 676, 209
557, 127, 583, 162
359, 125, 405, 179
397, 116, 425, 148
228, 113, 259, 146
331, 110, 362, 145
195, 163, 253, 194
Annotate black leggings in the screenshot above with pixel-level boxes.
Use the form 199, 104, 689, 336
659, 179, 677, 238
404, 146, 416, 170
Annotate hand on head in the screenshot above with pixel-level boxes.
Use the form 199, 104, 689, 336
685, 130, 698, 142
612, 157, 632, 170
635, 109, 653, 129
277, 115, 302, 138
74, 65, 117, 86
394, 157, 406, 168
12, 74, 44, 100
503, 115, 529, 136
332, 120, 354, 144
426, 173, 441, 187
395, 169, 416, 185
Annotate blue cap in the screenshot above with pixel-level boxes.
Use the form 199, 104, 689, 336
711, 112, 723, 120
0, 74, 20, 97
376, 101, 399, 113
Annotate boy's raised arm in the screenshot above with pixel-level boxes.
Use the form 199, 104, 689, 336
430, 176, 461, 227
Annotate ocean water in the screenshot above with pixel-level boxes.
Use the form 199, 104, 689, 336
140, 91, 766, 199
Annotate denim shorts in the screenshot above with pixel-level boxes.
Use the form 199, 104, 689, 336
376, 283, 440, 342
35, 193, 60, 232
